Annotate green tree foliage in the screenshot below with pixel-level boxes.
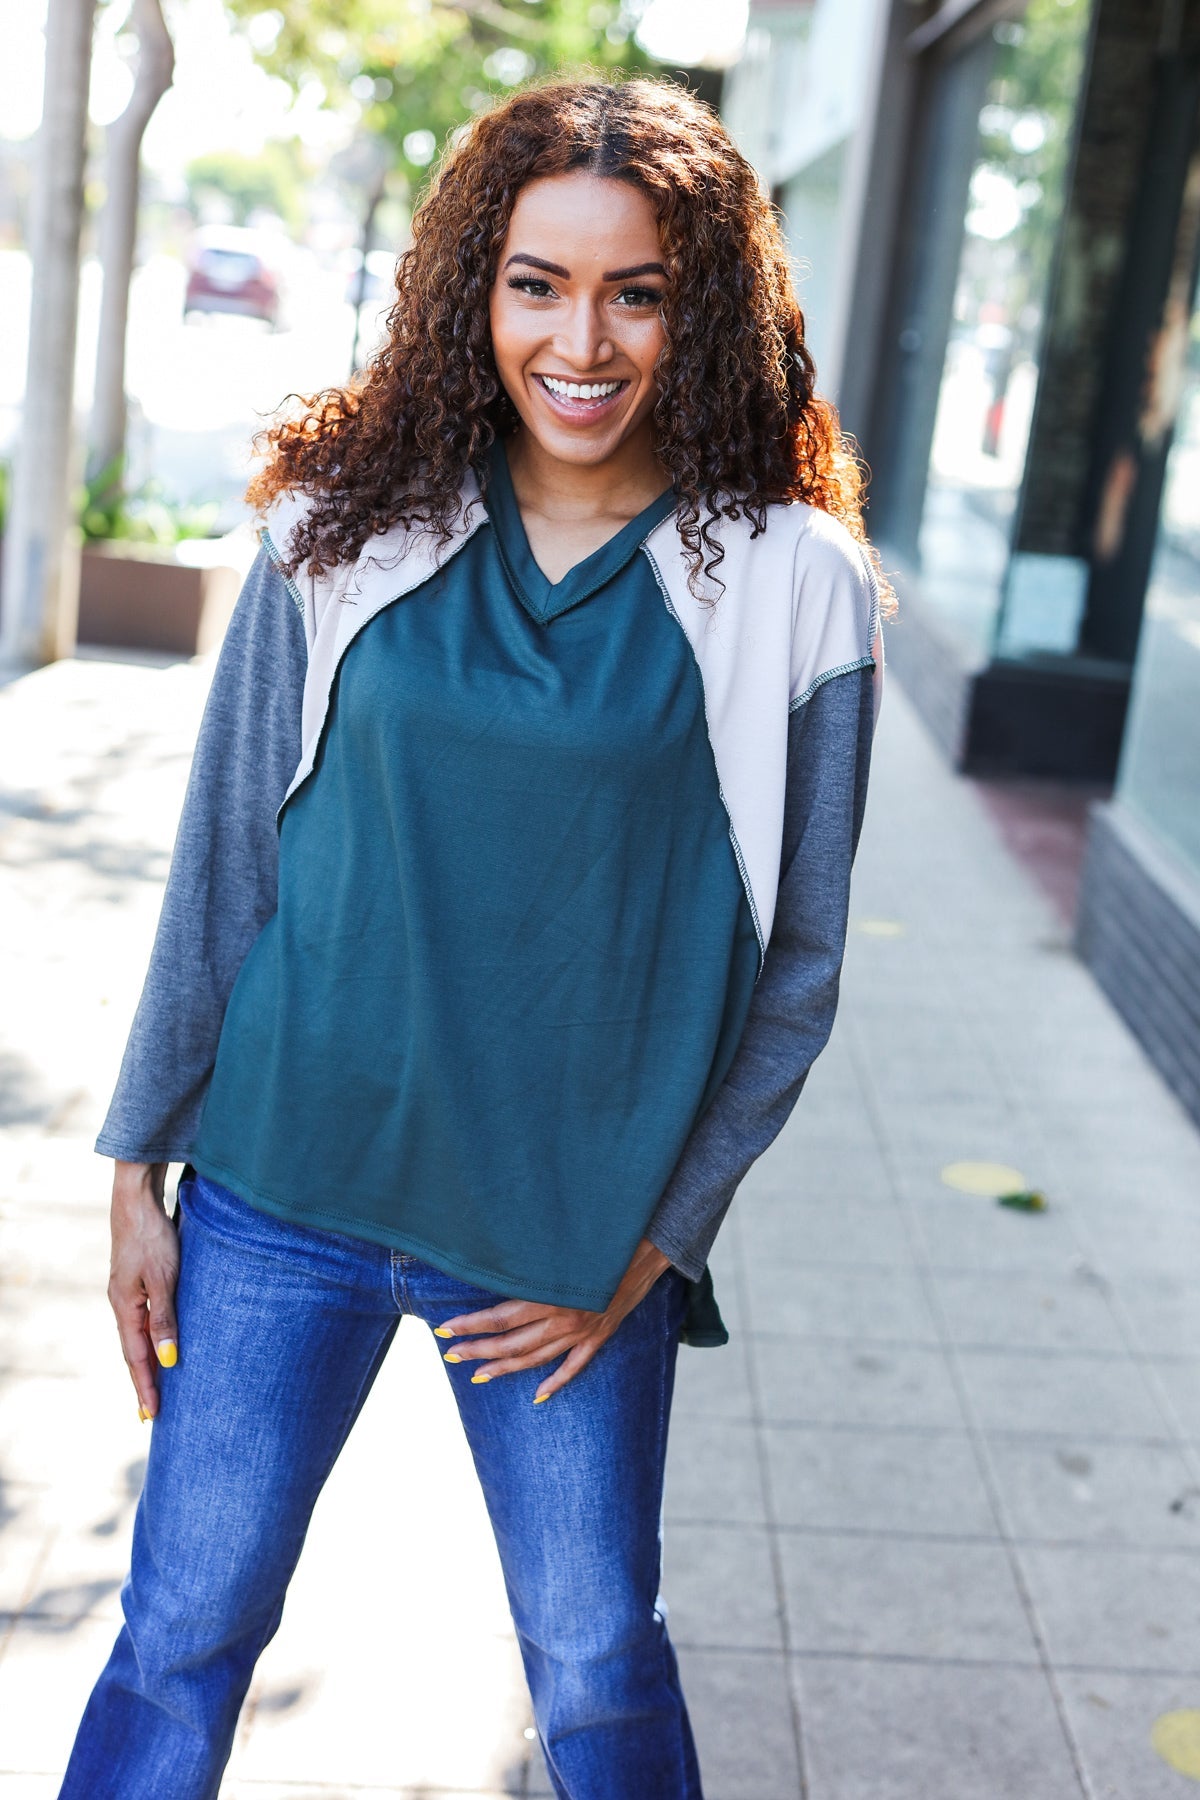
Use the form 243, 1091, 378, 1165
223, 0, 657, 192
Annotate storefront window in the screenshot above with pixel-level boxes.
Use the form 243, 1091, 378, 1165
915, 0, 1092, 658
1115, 297, 1200, 881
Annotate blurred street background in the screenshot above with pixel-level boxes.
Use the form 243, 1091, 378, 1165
2, 0, 1200, 1795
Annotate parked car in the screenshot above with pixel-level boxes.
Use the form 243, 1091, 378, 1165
184, 227, 284, 328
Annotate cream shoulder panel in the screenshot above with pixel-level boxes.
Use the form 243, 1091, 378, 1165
261, 476, 487, 805
642, 501, 880, 955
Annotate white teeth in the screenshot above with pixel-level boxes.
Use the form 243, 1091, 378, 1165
541, 376, 621, 401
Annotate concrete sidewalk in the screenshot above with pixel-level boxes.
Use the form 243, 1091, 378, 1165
1, 649, 1198, 1799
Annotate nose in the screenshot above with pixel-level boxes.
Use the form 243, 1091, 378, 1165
554, 298, 615, 372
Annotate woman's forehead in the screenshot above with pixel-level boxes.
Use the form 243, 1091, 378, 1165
503, 173, 661, 262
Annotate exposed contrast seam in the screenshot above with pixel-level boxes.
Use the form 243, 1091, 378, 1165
788, 654, 877, 713
640, 543, 767, 972
261, 528, 308, 627
274, 518, 487, 830
859, 540, 883, 646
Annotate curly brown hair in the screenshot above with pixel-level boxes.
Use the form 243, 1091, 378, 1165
247, 73, 888, 603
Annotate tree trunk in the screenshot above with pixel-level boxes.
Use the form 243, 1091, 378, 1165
348, 164, 389, 380
0, 0, 97, 667
88, 0, 174, 487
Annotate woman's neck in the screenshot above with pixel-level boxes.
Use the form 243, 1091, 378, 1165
504, 425, 672, 528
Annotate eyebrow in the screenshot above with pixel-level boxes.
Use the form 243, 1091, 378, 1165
503, 253, 667, 282
504, 253, 570, 278
604, 262, 667, 281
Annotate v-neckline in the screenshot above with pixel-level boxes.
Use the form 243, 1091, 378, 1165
483, 439, 679, 625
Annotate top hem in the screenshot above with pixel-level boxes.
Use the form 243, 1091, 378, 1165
189, 1151, 618, 1312
95, 1134, 195, 1163
645, 1218, 705, 1284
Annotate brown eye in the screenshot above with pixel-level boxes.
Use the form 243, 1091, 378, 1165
506, 275, 556, 298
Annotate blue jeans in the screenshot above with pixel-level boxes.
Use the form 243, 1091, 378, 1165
59, 1173, 703, 1800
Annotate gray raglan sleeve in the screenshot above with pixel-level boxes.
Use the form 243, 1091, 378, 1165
645, 662, 876, 1280
94, 543, 307, 1163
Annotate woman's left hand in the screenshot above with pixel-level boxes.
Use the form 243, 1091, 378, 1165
433, 1236, 673, 1403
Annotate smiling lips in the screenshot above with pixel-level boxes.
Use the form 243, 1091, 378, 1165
535, 372, 628, 419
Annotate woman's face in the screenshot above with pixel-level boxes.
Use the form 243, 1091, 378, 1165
488, 172, 668, 469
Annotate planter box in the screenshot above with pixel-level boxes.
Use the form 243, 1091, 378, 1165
78, 541, 241, 656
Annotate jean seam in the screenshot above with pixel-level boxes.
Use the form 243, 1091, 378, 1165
219, 1317, 396, 1771
653, 1274, 694, 1800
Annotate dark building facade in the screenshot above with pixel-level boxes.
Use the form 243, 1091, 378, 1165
727, 0, 1200, 1124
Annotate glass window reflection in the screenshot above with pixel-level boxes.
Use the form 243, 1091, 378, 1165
916, 0, 1092, 658
1116, 297, 1200, 880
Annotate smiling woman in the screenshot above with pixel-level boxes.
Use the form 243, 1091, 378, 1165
488, 172, 673, 577
64, 74, 886, 1800
494, 194, 666, 422
245, 77, 876, 597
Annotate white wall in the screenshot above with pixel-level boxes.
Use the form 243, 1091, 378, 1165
721, 0, 890, 399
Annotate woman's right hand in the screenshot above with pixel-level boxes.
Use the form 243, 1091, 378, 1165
108, 1160, 180, 1421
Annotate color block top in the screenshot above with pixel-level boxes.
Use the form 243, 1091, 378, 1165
95, 444, 881, 1345
188, 444, 761, 1309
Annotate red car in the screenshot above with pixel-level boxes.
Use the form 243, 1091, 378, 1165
184, 228, 283, 328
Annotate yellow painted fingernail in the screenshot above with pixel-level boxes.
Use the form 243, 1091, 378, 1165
534, 1393, 550, 1404
155, 1340, 177, 1368
433, 1326, 455, 1338
138, 1405, 151, 1423
443, 1351, 462, 1363
470, 1371, 491, 1384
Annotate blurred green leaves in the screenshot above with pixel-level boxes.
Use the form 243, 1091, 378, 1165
222, 0, 656, 192
80, 456, 219, 545
975, 0, 1093, 285
185, 144, 308, 231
